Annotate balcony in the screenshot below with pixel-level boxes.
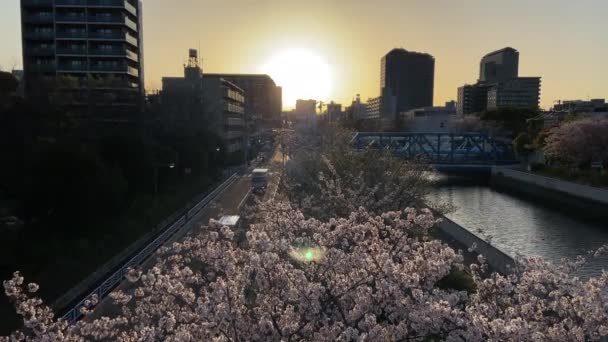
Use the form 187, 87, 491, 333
125, 33, 138, 47
88, 0, 138, 16
24, 14, 54, 23
89, 47, 138, 61
57, 46, 88, 55
56, 31, 87, 39
88, 15, 123, 23
125, 17, 137, 31
24, 31, 55, 40
56, 14, 87, 23
90, 64, 139, 77
28, 63, 56, 72
88, 31, 124, 39
25, 46, 55, 56
22, 0, 53, 7
57, 64, 88, 72
55, 0, 86, 5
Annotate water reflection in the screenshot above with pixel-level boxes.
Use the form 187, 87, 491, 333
429, 185, 608, 277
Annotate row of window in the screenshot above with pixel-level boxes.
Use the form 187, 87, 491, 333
225, 102, 244, 114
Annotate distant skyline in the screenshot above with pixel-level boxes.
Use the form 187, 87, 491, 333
2, 0, 607, 109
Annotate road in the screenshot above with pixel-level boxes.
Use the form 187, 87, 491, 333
89, 146, 284, 319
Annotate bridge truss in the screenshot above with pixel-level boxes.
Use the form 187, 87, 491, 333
352, 132, 516, 164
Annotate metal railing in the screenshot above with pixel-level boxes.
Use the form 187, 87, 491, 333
59, 173, 238, 324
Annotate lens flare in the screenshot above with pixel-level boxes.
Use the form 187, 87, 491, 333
290, 247, 326, 263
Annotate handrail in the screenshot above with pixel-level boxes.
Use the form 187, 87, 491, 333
59, 173, 238, 324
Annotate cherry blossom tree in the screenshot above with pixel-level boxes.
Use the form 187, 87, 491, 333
282, 126, 437, 220
544, 118, 608, 169
3, 201, 608, 341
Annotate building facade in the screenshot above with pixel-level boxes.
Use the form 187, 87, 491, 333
400, 102, 458, 133
457, 83, 491, 115
20, 0, 144, 119
204, 74, 282, 127
203, 76, 246, 154
161, 49, 204, 131
365, 97, 382, 120
486, 77, 541, 110
479, 47, 519, 83
457, 47, 541, 114
381, 48, 435, 113
553, 99, 607, 113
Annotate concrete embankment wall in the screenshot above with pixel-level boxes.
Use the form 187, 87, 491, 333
490, 167, 608, 220
435, 216, 515, 275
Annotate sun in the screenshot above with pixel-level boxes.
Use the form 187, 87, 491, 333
261, 48, 332, 108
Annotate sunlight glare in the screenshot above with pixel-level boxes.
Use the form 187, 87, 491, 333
261, 48, 332, 108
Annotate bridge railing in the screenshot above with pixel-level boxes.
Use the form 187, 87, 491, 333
58, 172, 239, 325
352, 132, 516, 164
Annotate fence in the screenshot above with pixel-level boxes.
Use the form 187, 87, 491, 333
58, 173, 238, 324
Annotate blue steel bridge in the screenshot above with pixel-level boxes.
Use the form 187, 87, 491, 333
352, 132, 518, 171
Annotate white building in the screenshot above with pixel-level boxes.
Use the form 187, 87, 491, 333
400, 102, 457, 133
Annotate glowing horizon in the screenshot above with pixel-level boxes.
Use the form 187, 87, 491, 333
1, 0, 607, 110
260, 48, 332, 108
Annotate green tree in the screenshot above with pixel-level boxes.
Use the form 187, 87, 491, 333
480, 107, 538, 137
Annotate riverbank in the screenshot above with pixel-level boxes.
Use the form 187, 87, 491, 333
433, 215, 515, 275
490, 167, 608, 221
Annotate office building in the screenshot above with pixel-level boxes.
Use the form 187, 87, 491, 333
487, 77, 541, 110
400, 102, 458, 133
20, 0, 144, 119
365, 97, 382, 120
553, 99, 607, 113
479, 47, 519, 82
161, 49, 204, 131
204, 74, 282, 126
457, 83, 491, 115
457, 47, 541, 114
381, 48, 435, 113
203, 75, 246, 154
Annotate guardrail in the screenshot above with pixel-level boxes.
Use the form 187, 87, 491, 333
59, 173, 238, 324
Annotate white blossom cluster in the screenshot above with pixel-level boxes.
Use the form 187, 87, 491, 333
2, 201, 608, 341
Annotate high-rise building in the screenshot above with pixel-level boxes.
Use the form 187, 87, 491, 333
487, 77, 541, 110
479, 47, 519, 83
457, 47, 540, 114
381, 48, 435, 114
20, 0, 144, 119
204, 74, 282, 126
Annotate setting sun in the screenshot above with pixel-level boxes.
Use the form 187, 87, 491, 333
261, 48, 332, 108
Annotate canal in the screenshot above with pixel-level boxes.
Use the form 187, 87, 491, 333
428, 182, 608, 277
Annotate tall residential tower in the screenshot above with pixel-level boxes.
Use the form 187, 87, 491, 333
20, 0, 144, 120
381, 48, 435, 115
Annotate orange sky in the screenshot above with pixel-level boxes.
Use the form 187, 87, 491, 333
2, 0, 607, 109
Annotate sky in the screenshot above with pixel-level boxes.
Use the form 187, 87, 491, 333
2, 0, 607, 109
